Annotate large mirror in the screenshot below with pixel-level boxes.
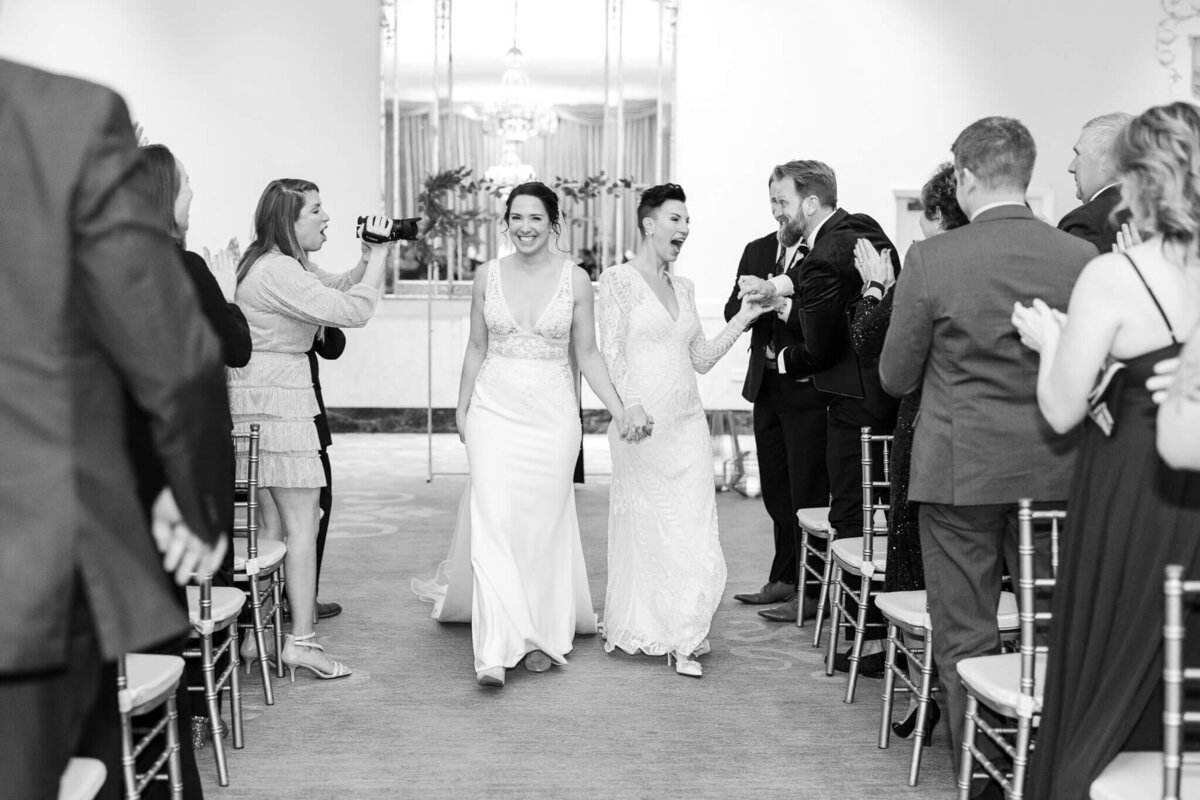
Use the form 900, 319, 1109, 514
380, 0, 680, 290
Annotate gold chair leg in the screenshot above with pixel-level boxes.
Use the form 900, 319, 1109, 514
165, 694, 184, 800
957, 695, 979, 800
879, 623, 899, 749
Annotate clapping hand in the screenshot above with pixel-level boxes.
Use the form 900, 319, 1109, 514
853, 239, 895, 291
1113, 222, 1143, 254
151, 488, 228, 585
1011, 298, 1067, 353
737, 274, 778, 302
621, 404, 654, 443
202, 238, 240, 302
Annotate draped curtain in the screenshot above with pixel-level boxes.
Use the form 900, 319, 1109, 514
385, 100, 658, 278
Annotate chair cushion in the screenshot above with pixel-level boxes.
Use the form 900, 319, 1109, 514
232, 538, 286, 575
876, 590, 1020, 633
1090, 751, 1200, 800
958, 652, 1045, 718
831, 536, 888, 578
123, 654, 185, 716
59, 758, 106, 800
186, 586, 246, 630
796, 507, 830, 535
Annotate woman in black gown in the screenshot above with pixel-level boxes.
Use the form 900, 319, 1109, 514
1013, 101, 1200, 800
850, 162, 967, 736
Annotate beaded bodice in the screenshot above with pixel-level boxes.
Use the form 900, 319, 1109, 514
483, 259, 574, 361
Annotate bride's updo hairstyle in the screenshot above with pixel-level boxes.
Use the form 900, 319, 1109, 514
636, 183, 687, 236
502, 181, 562, 236
1113, 102, 1200, 252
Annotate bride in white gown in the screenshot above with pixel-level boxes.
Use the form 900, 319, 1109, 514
598, 184, 770, 677
413, 182, 628, 687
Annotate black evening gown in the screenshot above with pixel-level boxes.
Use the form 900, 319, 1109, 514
1030, 342, 1200, 800
851, 291, 924, 592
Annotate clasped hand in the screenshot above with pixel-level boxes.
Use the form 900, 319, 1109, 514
151, 488, 227, 585
737, 275, 778, 302
620, 405, 654, 443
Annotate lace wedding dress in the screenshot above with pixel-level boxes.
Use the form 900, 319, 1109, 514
597, 264, 750, 658
412, 260, 596, 675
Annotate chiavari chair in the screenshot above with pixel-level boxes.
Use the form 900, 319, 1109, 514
184, 574, 245, 784
117, 653, 185, 799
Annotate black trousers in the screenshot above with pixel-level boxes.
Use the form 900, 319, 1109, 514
752, 370, 829, 587
0, 582, 122, 800
315, 447, 332, 596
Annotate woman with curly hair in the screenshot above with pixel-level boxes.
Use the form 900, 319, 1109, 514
1013, 102, 1200, 799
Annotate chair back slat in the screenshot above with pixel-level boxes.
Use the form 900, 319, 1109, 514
1018, 500, 1067, 705
232, 424, 260, 558
860, 427, 895, 561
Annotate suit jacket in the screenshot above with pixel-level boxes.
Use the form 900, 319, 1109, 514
880, 204, 1098, 506
780, 208, 902, 426
0, 60, 232, 672
308, 327, 346, 450
723, 232, 812, 405
1057, 183, 1126, 254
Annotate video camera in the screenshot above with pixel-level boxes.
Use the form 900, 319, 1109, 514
356, 216, 422, 244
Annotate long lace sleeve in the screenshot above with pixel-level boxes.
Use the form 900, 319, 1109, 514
597, 270, 641, 406
681, 277, 748, 374
258, 258, 379, 328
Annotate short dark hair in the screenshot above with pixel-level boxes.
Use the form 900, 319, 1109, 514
770, 160, 837, 207
636, 183, 687, 235
139, 144, 184, 245
920, 162, 969, 231
503, 182, 562, 235
951, 116, 1036, 192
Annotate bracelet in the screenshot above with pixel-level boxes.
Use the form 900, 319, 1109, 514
866, 280, 885, 293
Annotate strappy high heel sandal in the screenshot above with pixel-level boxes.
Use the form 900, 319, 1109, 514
240, 630, 276, 674
280, 633, 351, 682
666, 651, 703, 678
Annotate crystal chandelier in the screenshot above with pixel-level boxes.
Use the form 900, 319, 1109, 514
483, 0, 557, 186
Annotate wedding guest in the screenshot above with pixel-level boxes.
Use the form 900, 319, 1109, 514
309, 327, 345, 621
413, 182, 626, 687
599, 183, 769, 678
738, 161, 899, 675
850, 162, 967, 736
1014, 101, 1200, 800
879, 117, 1094, 796
229, 179, 394, 682
724, 174, 829, 619
1058, 112, 1133, 253
0, 58, 230, 799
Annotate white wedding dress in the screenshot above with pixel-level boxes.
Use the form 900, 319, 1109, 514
597, 264, 749, 658
412, 260, 596, 675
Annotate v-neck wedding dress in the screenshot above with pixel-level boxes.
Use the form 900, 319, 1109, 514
596, 263, 751, 657
413, 260, 596, 676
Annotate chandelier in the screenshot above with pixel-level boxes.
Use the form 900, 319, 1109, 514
483, 0, 557, 186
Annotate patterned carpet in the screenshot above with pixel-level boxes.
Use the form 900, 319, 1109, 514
196, 433, 958, 799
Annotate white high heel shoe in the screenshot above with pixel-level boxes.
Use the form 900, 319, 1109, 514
280, 633, 351, 682
666, 651, 703, 678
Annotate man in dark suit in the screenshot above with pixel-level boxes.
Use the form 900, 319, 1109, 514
738, 162, 900, 635
0, 59, 232, 798
724, 220, 829, 617
880, 117, 1096, 787
1058, 112, 1133, 253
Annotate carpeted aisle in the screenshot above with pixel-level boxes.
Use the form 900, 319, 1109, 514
197, 433, 958, 799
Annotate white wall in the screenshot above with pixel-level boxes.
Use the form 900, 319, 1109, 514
1, 0, 1185, 408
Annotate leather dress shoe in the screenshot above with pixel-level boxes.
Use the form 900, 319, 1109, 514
735, 581, 795, 605
317, 601, 342, 620
832, 648, 905, 679
758, 595, 799, 622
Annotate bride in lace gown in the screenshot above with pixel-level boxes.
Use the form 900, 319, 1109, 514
598, 184, 770, 677
413, 183, 628, 687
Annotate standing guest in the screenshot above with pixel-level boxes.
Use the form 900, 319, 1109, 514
599, 183, 770, 677
724, 174, 830, 618
229, 179, 394, 682
0, 59, 231, 800
879, 116, 1095, 794
133, 142, 252, 791
738, 161, 900, 650
1058, 112, 1133, 253
309, 327, 345, 621
1014, 101, 1200, 800
414, 182, 626, 687
850, 162, 968, 736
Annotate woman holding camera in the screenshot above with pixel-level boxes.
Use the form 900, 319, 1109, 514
229, 179, 393, 680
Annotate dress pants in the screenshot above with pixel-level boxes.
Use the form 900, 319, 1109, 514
0, 581, 122, 800
919, 502, 1052, 763
315, 447, 332, 596
752, 369, 828, 588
